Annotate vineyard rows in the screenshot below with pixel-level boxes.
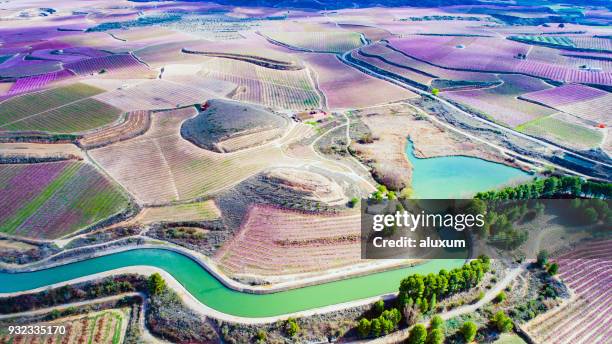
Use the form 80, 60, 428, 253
262, 31, 363, 53
134, 200, 220, 224
7, 70, 74, 96
198, 57, 321, 110
1, 98, 122, 134
0, 309, 126, 344
387, 36, 612, 86
216, 127, 285, 152
79, 110, 151, 149
523, 241, 612, 344
215, 204, 361, 275
93, 80, 212, 111
90, 107, 300, 204
0, 161, 130, 239
520, 84, 608, 108
65, 54, 151, 76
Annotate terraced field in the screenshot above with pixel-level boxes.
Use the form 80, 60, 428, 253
215, 204, 362, 275
89, 106, 301, 204
262, 31, 363, 53
78, 110, 151, 149
199, 57, 321, 110
93, 80, 213, 111
0, 161, 130, 239
523, 241, 612, 344
0, 83, 122, 133
133, 200, 221, 224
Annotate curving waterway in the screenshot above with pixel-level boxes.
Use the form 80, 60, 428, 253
0, 249, 463, 317
406, 140, 532, 199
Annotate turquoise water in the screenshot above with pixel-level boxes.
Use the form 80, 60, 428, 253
406, 140, 531, 199
0, 249, 463, 317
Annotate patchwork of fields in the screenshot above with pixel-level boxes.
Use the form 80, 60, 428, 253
0, 161, 129, 239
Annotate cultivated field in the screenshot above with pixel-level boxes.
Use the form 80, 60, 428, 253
442, 75, 556, 127
523, 241, 612, 344
93, 80, 212, 111
517, 114, 604, 150
89, 107, 301, 204
78, 110, 151, 149
0, 161, 130, 239
198, 57, 321, 110
0, 83, 122, 134
0, 309, 129, 344
303, 53, 415, 109
262, 31, 363, 53
132, 200, 221, 224
215, 204, 361, 275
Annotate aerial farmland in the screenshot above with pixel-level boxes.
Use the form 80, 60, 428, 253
0, 0, 610, 343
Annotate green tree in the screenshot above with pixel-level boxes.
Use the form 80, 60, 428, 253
548, 262, 559, 275
407, 324, 427, 344
374, 299, 385, 315
348, 197, 359, 208
537, 250, 549, 267
147, 273, 166, 295
285, 318, 300, 337
460, 321, 477, 343
431, 88, 440, 96
492, 311, 513, 333
426, 328, 445, 344
429, 315, 444, 331
371, 318, 382, 337
584, 207, 598, 224
357, 318, 371, 338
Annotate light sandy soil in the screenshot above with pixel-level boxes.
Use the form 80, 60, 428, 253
351, 103, 514, 190
130, 201, 221, 225
0, 142, 84, 160
0, 239, 36, 252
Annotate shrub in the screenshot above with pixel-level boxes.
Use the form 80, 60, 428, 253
371, 318, 382, 337
460, 321, 477, 343
407, 324, 427, 344
374, 299, 385, 315
431, 88, 440, 96
255, 330, 267, 343
492, 311, 514, 333
426, 328, 445, 344
147, 273, 166, 295
429, 315, 444, 331
285, 318, 300, 337
495, 291, 507, 303
357, 318, 371, 338
548, 263, 559, 275
348, 197, 360, 208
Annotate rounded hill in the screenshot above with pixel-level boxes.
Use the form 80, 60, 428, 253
180, 99, 289, 152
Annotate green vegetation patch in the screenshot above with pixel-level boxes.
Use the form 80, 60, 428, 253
1, 98, 122, 133
510, 35, 576, 48
0, 83, 105, 126
517, 116, 603, 148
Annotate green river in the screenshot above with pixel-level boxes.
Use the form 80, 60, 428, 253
0, 141, 530, 318
0, 249, 463, 317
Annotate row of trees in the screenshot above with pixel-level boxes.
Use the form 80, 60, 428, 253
474, 176, 611, 200
398, 256, 491, 310
406, 315, 445, 344
356, 307, 402, 338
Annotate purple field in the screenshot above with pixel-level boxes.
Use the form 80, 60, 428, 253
520, 84, 609, 107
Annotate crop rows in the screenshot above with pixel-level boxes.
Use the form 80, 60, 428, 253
135, 200, 220, 224
0, 83, 104, 125
216, 127, 285, 152
93, 80, 211, 111
351, 50, 434, 86
7, 69, 74, 96
517, 115, 604, 149
388, 36, 612, 86
215, 204, 361, 275
262, 31, 363, 53
65, 54, 151, 76
523, 241, 612, 344
90, 107, 297, 204
520, 84, 608, 107
1, 98, 122, 134
0, 161, 129, 239
79, 110, 151, 149
199, 57, 320, 110
0, 310, 125, 344
557, 95, 612, 125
